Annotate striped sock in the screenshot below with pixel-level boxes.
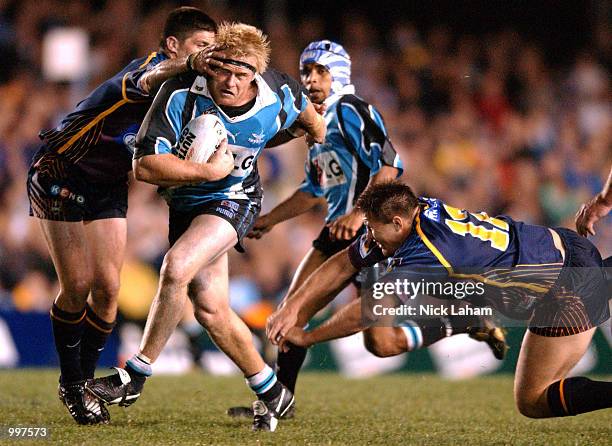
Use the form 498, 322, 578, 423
126, 354, 153, 377
399, 321, 424, 351
246, 364, 282, 401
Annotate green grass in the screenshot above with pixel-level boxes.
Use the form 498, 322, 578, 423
0, 370, 610, 445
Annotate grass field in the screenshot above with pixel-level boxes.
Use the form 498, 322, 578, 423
0, 370, 610, 445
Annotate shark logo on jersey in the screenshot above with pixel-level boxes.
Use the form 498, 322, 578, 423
312, 151, 346, 189
248, 130, 265, 145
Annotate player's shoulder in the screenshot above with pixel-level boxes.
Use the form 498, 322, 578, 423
337, 94, 379, 119
261, 68, 300, 92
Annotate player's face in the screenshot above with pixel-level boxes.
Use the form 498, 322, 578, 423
207, 53, 258, 107
365, 214, 414, 256
301, 63, 332, 104
173, 30, 216, 59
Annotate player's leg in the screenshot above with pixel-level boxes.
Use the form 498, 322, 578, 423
275, 247, 329, 393
514, 328, 612, 417
363, 314, 507, 360
80, 218, 126, 380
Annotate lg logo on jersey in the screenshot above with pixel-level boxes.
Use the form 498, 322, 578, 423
313, 151, 346, 188
229, 145, 256, 177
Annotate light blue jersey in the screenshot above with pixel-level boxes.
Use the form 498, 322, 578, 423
299, 87, 403, 222
135, 69, 308, 211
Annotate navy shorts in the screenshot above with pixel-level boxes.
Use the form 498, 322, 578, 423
168, 197, 261, 252
312, 224, 366, 257
529, 228, 610, 337
27, 151, 128, 222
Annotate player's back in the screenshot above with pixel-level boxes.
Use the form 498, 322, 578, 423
38, 52, 167, 182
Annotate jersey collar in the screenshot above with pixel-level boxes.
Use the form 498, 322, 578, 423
323, 83, 356, 111
189, 74, 277, 123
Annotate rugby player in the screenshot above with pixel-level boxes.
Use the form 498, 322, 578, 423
26, 7, 223, 425
228, 40, 507, 420
87, 23, 327, 432
274, 181, 611, 418
575, 164, 612, 237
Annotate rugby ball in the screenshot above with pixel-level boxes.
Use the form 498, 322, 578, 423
176, 114, 227, 163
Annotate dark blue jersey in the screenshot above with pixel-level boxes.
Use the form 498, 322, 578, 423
299, 89, 403, 222
38, 52, 168, 181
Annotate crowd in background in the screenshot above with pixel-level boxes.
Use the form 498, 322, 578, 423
0, 1, 610, 328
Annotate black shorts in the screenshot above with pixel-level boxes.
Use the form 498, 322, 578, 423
529, 228, 610, 337
168, 197, 261, 252
27, 151, 128, 222
312, 225, 365, 257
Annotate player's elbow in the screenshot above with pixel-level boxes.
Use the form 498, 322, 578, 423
133, 157, 157, 183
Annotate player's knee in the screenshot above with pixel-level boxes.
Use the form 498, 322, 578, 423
59, 276, 92, 301
91, 276, 120, 302
160, 255, 191, 288
193, 305, 227, 330
364, 336, 400, 358
515, 390, 548, 418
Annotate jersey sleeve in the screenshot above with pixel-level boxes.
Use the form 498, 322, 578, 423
298, 159, 324, 197
263, 69, 309, 130
347, 232, 387, 269
338, 98, 403, 177
134, 77, 186, 159
122, 53, 166, 101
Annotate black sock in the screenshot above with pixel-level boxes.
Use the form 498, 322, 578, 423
80, 304, 115, 379
259, 380, 283, 402
276, 345, 308, 393
125, 355, 151, 388
547, 377, 612, 416
50, 303, 86, 384
401, 317, 452, 350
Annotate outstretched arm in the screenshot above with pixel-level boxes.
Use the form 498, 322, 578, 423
266, 248, 358, 343
248, 189, 323, 239
575, 165, 612, 236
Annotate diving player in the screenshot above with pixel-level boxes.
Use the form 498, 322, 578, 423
575, 164, 612, 237
87, 23, 327, 432
228, 40, 507, 420
275, 181, 611, 419
26, 7, 222, 425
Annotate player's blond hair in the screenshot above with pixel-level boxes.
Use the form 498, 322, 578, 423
216, 22, 270, 73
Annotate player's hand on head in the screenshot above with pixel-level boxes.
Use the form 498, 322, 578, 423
328, 210, 365, 241
575, 194, 612, 237
190, 45, 226, 77
206, 139, 234, 181
247, 214, 275, 239
266, 304, 299, 345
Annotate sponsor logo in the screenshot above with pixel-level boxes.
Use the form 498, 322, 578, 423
312, 151, 346, 189
123, 133, 136, 151
220, 200, 240, 212
421, 198, 441, 222
215, 207, 235, 219
51, 185, 85, 204
177, 127, 197, 159
248, 130, 265, 145
229, 145, 257, 177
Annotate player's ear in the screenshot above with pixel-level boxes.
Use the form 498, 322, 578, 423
165, 36, 180, 56
392, 216, 402, 231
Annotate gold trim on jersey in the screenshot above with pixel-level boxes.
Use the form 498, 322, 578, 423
56, 52, 157, 155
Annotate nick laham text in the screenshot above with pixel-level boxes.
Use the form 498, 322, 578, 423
372, 304, 492, 317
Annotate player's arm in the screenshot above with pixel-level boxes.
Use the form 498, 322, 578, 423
248, 189, 324, 239
138, 46, 224, 95
134, 142, 233, 187
267, 247, 358, 344
133, 77, 233, 187
296, 99, 326, 144
576, 165, 612, 236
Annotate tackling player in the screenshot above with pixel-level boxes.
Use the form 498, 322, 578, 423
88, 23, 326, 432
26, 7, 222, 425
275, 181, 611, 419
575, 164, 612, 238
228, 40, 507, 420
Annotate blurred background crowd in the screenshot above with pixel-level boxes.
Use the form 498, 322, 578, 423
0, 0, 610, 335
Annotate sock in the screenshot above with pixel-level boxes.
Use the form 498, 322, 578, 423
80, 304, 115, 379
125, 354, 152, 387
276, 345, 308, 393
50, 303, 86, 384
400, 317, 453, 351
246, 364, 283, 401
547, 377, 612, 416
